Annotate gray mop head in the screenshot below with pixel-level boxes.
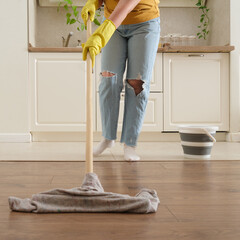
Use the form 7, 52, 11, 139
8, 173, 160, 214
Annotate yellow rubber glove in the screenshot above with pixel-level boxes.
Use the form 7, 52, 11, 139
82, 19, 116, 68
81, 0, 99, 26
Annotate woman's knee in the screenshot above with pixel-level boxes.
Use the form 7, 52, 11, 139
101, 71, 116, 77
127, 79, 144, 96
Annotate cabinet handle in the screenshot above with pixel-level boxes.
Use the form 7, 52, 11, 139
188, 54, 205, 57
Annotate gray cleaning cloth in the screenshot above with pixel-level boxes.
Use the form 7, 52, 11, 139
8, 173, 160, 214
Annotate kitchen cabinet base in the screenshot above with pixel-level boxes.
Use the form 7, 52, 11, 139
30, 131, 227, 142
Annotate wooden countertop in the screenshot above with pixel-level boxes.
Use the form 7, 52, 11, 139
28, 45, 235, 53
157, 44, 235, 53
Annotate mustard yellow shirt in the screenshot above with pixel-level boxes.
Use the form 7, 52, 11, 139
103, 0, 160, 25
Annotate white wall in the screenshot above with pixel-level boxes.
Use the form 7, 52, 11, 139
208, 0, 230, 46
29, 0, 37, 46
230, 0, 240, 133
0, 0, 29, 134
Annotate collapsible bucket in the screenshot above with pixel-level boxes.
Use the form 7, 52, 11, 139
177, 125, 219, 159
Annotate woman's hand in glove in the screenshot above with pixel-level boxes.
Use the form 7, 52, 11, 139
82, 19, 116, 68
81, 0, 100, 26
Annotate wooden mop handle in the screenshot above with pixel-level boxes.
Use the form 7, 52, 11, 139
85, 15, 93, 174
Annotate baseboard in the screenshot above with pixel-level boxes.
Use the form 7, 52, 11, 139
0, 132, 227, 143
0, 133, 32, 142
226, 132, 240, 142
31, 132, 227, 142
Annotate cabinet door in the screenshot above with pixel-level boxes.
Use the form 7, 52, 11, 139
96, 92, 163, 132
29, 53, 95, 131
163, 53, 229, 131
95, 53, 162, 92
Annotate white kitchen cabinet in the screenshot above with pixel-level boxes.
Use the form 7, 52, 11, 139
29, 53, 95, 131
96, 92, 163, 132
29, 51, 230, 135
163, 53, 229, 131
95, 53, 163, 92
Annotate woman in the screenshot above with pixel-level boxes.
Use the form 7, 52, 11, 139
81, 0, 160, 161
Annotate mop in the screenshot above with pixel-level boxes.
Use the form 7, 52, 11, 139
8, 17, 160, 214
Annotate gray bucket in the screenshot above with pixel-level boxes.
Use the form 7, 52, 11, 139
177, 125, 219, 159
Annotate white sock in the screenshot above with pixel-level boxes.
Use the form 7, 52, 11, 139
93, 138, 115, 156
124, 144, 140, 161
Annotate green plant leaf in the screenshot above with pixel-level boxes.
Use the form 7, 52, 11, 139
64, 4, 68, 11
64, 0, 72, 4
93, 18, 100, 26
66, 13, 71, 18
70, 19, 76, 24
81, 23, 85, 31
74, 10, 79, 17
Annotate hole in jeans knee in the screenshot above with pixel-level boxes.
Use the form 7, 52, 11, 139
101, 71, 116, 77
127, 79, 144, 96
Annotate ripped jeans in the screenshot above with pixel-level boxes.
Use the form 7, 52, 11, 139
99, 16, 160, 147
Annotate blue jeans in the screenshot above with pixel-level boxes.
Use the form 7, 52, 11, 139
99, 16, 160, 147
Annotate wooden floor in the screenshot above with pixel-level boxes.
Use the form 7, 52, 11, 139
1, 160, 240, 240
1, 142, 240, 161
